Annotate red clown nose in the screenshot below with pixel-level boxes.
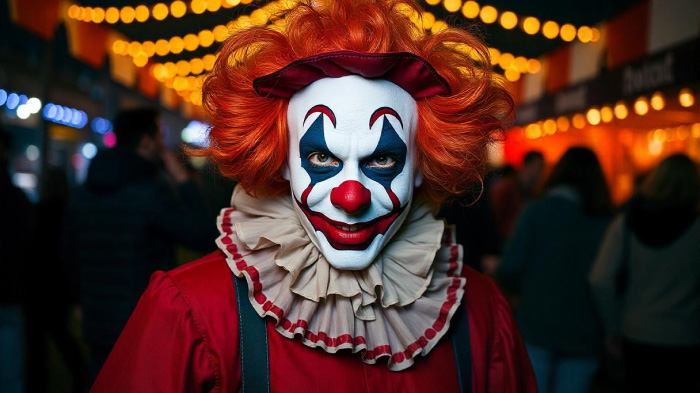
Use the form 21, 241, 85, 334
330, 181, 372, 215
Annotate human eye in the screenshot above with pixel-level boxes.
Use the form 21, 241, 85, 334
308, 152, 340, 167
366, 155, 397, 169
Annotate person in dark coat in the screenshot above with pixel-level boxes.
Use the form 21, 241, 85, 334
498, 147, 613, 393
62, 108, 218, 383
0, 128, 32, 393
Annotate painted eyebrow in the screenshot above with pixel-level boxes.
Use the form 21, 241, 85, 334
303, 104, 336, 128
369, 107, 403, 129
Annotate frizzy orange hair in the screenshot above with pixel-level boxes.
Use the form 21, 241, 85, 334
201, 0, 513, 202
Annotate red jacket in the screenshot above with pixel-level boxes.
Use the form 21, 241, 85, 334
91, 251, 537, 393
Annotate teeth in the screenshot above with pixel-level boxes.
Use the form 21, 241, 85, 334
339, 225, 359, 232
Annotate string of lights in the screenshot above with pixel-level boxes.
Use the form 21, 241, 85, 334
111, 0, 294, 66
148, 1, 543, 106
421, 0, 600, 44
522, 87, 698, 140
66, 0, 260, 24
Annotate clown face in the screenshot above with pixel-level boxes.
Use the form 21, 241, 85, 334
286, 75, 420, 270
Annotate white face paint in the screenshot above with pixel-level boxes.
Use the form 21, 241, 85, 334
286, 75, 420, 270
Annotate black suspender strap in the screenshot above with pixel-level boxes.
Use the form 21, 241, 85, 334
233, 271, 471, 392
451, 300, 473, 393
233, 274, 270, 393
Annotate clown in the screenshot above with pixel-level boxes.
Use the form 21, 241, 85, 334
91, 1, 536, 392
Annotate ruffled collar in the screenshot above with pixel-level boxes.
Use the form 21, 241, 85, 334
216, 187, 465, 371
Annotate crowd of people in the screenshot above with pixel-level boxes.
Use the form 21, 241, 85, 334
445, 147, 700, 393
1, 109, 699, 392
0, 108, 229, 393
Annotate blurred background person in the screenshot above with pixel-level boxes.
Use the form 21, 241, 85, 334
499, 147, 613, 393
590, 154, 700, 393
24, 168, 85, 393
490, 150, 544, 240
61, 107, 218, 384
0, 128, 32, 393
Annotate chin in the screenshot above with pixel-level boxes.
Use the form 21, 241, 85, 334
316, 234, 385, 270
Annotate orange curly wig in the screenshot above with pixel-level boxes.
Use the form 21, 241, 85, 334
201, 0, 513, 202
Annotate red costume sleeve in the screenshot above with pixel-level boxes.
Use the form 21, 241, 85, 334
464, 267, 537, 393
90, 269, 232, 393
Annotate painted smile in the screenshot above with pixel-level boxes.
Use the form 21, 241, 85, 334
296, 200, 405, 250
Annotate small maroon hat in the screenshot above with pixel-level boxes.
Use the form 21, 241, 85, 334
253, 50, 451, 99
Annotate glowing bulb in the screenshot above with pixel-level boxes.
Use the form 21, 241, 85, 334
591, 28, 601, 42
560, 24, 576, 42
177, 60, 191, 76
577, 26, 593, 43
527, 59, 541, 74
135, 5, 149, 22
133, 53, 149, 67
153, 3, 169, 20
120, 6, 136, 23
171, 1, 187, 17
586, 108, 601, 125
499, 11, 517, 29
92, 8, 105, 23
207, 0, 222, 12
184, 34, 199, 51
542, 21, 559, 39
444, 0, 462, 13
514, 56, 528, 73
692, 123, 700, 138
679, 88, 695, 107
0, 89, 6, 106
650, 92, 665, 110
16, 105, 31, 119
169, 36, 185, 54
203, 54, 217, 71
556, 116, 570, 132
462, 1, 479, 18
26, 145, 40, 161
480, 6, 498, 24
498, 52, 514, 69
142, 41, 156, 57
213, 25, 229, 42
26, 97, 41, 114
426, 0, 441, 4
198, 30, 215, 48
543, 119, 557, 135
600, 106, 613, 123
634, 97, 649, 115
191, 0, 207, 14
525, 123, 542, 139
105, 7, 120, 23
505, 68, 520, 82
155, 39, 170, 56
522, 17, 540, 35
82, 143, 98, 159
572, 114, 586, 129
614, 101, 628, 119
6, 93, 19, 110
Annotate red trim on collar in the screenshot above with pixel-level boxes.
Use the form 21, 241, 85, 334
218, 207, 462, 366
253, 50, 451, 99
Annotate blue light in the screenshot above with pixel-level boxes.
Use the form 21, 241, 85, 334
0, 90, 7, 106
91, 117, 113, 134
42, 102, 90, 129
6, 93, 19, 110
181, 120, 210, 147
81, 142, 98, 159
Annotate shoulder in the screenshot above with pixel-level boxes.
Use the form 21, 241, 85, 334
461, 266, 508, 322
163, 250, 238, 314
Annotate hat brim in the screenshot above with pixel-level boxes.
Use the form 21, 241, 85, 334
253, 50, 451, 99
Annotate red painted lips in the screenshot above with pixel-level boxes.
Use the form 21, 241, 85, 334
296, 200, 405, 250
